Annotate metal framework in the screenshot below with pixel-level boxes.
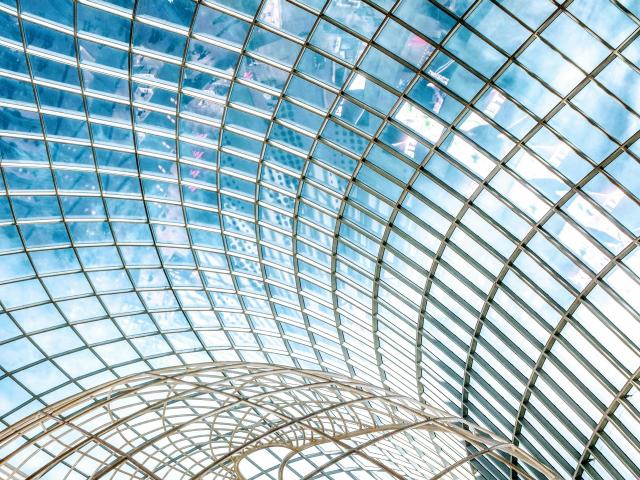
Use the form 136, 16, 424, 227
0, 0, 638, 479
0, 363, 560, 480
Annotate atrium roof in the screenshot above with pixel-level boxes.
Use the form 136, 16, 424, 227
0, 0, 638, 479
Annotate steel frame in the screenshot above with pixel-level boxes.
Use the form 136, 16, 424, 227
0, 1, 637, 479
0, 363, 560, 480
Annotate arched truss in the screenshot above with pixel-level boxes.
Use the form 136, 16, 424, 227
0, 0, 638, 479
0, 363, 559, 480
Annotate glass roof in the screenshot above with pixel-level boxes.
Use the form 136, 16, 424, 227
0, 363, 561, 480
0, 0, 638, 478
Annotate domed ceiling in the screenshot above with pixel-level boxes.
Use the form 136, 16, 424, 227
0, 0, 638, 478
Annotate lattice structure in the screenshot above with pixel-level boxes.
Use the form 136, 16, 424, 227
0, 1, 638, 479
0, 363, 559, 480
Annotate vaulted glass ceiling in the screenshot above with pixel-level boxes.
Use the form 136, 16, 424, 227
0, 0, 638, 478
0, 364, 561, 480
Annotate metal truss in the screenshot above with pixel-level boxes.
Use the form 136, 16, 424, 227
0, 363, 560, 480
0, 0, 638, 479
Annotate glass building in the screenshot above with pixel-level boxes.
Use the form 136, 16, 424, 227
0, 0, 638, 478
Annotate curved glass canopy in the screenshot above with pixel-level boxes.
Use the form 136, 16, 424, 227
0, 363, 560, 480
0, 0, 638, 478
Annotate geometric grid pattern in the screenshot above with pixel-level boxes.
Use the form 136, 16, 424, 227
0, 363, 561, 480
0, 0, 638, 478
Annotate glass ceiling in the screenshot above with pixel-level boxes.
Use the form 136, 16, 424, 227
0, 0, 638, 478
0, 363, 561, 480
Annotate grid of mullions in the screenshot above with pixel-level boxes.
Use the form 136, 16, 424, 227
0, 364, 557, 480
0, 0, 638, 478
